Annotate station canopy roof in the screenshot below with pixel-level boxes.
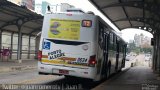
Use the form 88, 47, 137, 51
0, 0, 43, 36
89, 0, 160, 34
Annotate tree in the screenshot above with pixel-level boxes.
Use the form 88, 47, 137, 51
127, 41, 136, 53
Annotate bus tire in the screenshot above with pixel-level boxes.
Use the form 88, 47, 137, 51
107, 62, 111, 78
38, 72, 48, 75
65, 75, 78, 80
65, 75, 73, 79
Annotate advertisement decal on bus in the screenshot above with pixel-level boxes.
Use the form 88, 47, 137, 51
48, 19, 81, 40
41, 39, 90, 67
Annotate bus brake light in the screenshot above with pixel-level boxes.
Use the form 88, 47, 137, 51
38, 51, 42, 61
89, 55, 96, 67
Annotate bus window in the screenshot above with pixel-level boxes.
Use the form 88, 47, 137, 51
110, 33, 113, 44
109, 33, 113, 50
113, 34, 117, 51
98, 24, 104, 49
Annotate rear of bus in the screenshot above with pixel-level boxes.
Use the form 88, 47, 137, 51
38, 13, 98, 80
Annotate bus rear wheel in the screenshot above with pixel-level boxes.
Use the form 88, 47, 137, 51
65, 75, 74, 79
107, 62, 111, 79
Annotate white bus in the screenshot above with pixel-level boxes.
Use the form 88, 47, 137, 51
38, 12, 126, 81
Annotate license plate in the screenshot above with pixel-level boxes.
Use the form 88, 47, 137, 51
59, 69, 69, 74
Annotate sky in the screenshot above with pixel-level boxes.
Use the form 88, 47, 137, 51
35, 0, 153, 42
121, 28, 153, 42
35, 0, 119, 31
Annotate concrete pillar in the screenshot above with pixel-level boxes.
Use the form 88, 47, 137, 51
35, 36, 40, 59
152, 33, 157, 71
0, 30, 2, 50
0, 31, 2, 61
156, 31, 160, 74
20, 34, 23, 59
153, 31, 160, 75
152, 45, 156, 70
10, 32, 14, 59
155, 32, 159, 72
27, 35, 31, 59
17, 26, 22, 60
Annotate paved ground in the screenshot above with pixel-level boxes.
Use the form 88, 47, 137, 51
126, 54, 151, 67
93, 66, 160, 90
0, 59, 65, 85
93, 54, 160, 90
0, 60, 37, 73
0, 69, 62, 84
0, 54, 159, 90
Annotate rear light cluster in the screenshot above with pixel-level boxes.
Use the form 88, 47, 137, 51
88, 55, 97, 67
38, 51, 42, 61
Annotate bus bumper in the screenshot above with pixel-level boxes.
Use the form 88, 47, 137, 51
38, 61, 96, 80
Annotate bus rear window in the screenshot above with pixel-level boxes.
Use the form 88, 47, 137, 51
82, 20, 92, 27
47, 39, 88, 46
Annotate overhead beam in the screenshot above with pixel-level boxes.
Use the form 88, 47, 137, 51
89, 0, 121, 30
0, 0, 43, 31
28, 26, 42, 35
0, 8, 22, 18
113, 17, 160, 30
114, 17, 160, 24
0, 7, 27, 17
0, 16, 42, 29
31, 19, 43, 25
119, 0, 132, 27
1, 28, 36, 37
101, 1, 160, 18
0, 0, 38, 17
143, 0, 145, 27
121, 26, 155, 34
0, 19, 7, 23
22, 25, 38, 30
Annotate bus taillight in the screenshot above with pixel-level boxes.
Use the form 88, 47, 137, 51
38, 51, 42, 61
88, 55, 97, 67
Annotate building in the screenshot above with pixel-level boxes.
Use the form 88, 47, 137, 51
7, 0, 21, 5
41, 1, 50, 14
34, 4, 41, 14
7, 0, 35, 10
66, 8, 85, 13
57, 3, 75, 12
134, 33, 151, 48
35, 1, 75, 15
141, 36, 151, 48
21, 0, 35, 10
134, 34, 141, 47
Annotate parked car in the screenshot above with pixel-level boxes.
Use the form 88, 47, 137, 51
126, 55, 130, 61
145, 54, 151, 61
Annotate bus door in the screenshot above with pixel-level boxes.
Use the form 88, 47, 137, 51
122, 44, 126, 68
115, 39, 119, 71
102, 32, 109, 77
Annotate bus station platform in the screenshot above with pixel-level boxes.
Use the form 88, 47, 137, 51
93, 66, 160, 90
0, 60, 37, 73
